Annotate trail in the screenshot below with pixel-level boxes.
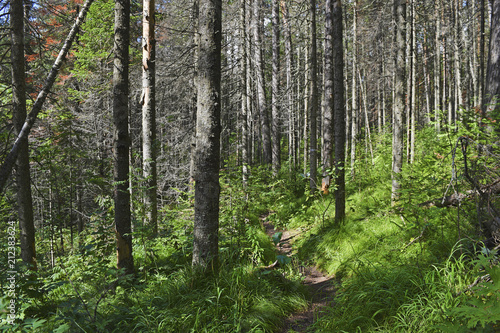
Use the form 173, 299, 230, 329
261, 216, 336, 332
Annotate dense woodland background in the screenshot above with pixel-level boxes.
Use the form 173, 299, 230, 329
1, 0, 500, 331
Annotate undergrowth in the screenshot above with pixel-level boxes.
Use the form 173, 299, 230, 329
2, 124, 500, 332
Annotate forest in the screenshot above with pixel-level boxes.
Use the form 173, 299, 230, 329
1, 0, 500, 331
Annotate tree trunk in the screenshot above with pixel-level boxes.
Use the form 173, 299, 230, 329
322, 0, 334, 194
281, 0, 295, 170
142, 0, 157, 235
392, 0, 405, 204
114, 0, 134, 275
410, 0, 416, 163
434, 0, 441, 132
11, 0, 36, 270
333, 0, 345, 223
192, 0, 222, 271
240, 0, 249, 186
359, 71, 374, 165
271, 0, 281, 176
253, 0, 272, 165
485, 0, 500, 118
309, 0, 318, 190
350, 3, 357, 178
480, 0, 486, 112
453, 0, 463, 125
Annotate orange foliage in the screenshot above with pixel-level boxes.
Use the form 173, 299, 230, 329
26, 54, 39, 62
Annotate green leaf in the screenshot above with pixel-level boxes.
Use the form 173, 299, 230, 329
272, 232, 283, 246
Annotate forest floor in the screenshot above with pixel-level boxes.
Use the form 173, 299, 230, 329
261, 214, 337, 332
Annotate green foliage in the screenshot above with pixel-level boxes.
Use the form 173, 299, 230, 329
442, 249, 500, 331
71, 0, 115, 80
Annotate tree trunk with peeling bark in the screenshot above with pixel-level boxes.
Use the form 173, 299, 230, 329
142, 0, 157, 235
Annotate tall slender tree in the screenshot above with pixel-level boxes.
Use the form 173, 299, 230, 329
322, 0, 334, 194
392, 0, 405, 204
142, 0, 157, 235
11, 0, 36, 270
333, 0, 345, 223
309, 0, 318, 190
485, 0, 500, 118
240, 0, 249, 186
271, 0, 281, 176
350, 2, 357, 177
281, 0, 295, 168
192, 0, 222, 270
253, 0, 272, 165
113, 0, 134, 275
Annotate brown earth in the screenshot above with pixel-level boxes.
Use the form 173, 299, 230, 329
262, 217, 336, 332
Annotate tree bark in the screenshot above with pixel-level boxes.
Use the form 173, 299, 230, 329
350, 2, 357, 178
309, 0, 318, 190
142, 0, 157, 235
434, 0, 441, 132
253, 0, 272, 165
322, 0, 334, 194
11, 0, 36, 270
333, 0, 345, 223
281, 0, 295, 170
392, 0, 406, 204
240, 0, 249, 186
485, 0, 500, 118
271, 0, 281, 176
192, 0, 222, 270
114, 0, 134, 275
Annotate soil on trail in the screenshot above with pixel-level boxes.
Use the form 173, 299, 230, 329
262, 218, 336, 332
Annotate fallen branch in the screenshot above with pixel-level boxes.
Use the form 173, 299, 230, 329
402, 225, 427, 251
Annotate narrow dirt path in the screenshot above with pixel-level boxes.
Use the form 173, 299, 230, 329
262, 217, 336, 332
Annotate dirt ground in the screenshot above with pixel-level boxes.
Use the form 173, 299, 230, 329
262, 218, 336, 332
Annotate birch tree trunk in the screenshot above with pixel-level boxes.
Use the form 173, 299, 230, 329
142, 0, 157, 235
192, 0, 222, 270
11, 0, 36, 270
